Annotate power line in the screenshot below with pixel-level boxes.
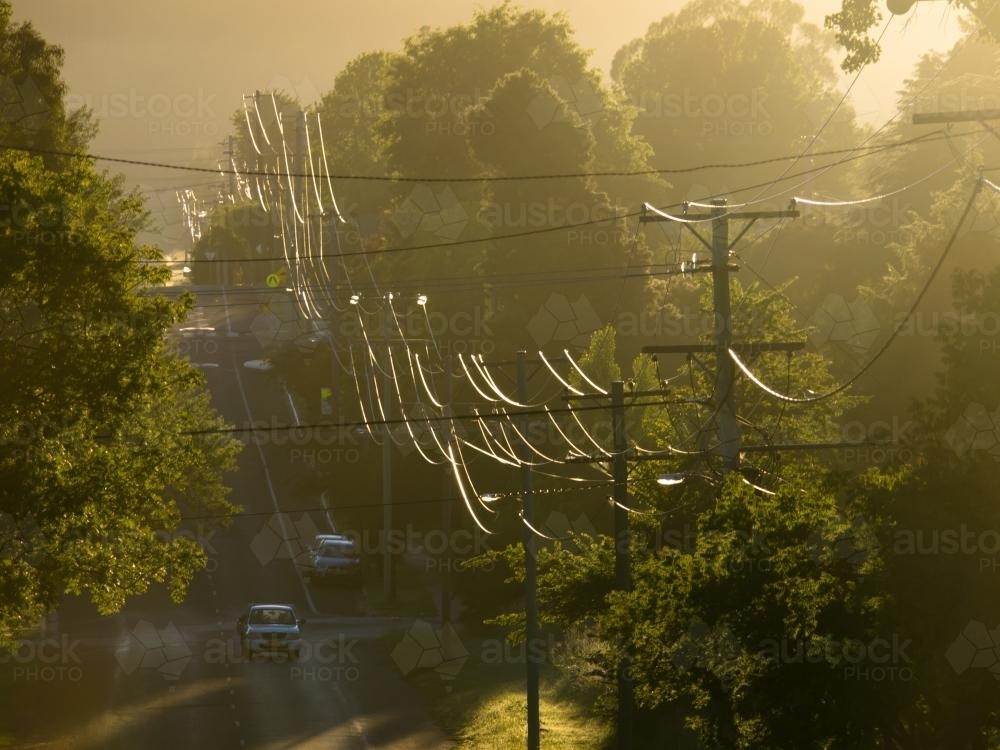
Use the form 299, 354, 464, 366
29, 129, 976, 270
0, 129, 961, 183
730, 178, 985, 404
72, 396, 695, 442
176, 476, 679, 523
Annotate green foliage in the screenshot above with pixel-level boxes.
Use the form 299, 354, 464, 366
825, 0, 999, 72
612, 0, 861, 198
0, 19, 242, 639
0, 1, 95, 154
190, 203, 281, 286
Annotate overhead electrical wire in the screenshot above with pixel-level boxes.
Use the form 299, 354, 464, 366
729, 179, 985, 404
0, 128, 961, 182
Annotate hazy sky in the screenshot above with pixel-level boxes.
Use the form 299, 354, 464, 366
13, 0, 966, 198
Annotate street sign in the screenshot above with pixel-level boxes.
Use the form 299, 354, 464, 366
266, 273, 280, 288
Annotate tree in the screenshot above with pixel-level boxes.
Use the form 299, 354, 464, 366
190, 203, 282, 286
612, 0, 863, 202
825, 0, 999, 72
0, 1, 94, 155
313, 51, 397, 238
466, 279, 878, 744
0, 150, 242, 641
366, 4, 659, 357
0, 8, 242, 640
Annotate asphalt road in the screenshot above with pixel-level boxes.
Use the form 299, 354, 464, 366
0, 289, 451, 749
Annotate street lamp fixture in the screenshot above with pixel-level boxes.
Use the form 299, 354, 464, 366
656, 474, 686, 486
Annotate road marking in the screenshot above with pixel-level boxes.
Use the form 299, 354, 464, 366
221, 287, 238, 338
319, 491, 336, 534
281, 384, 337, 533
332, 681, 372, 748
284, 385, 301, 425
233, 345, 318, 616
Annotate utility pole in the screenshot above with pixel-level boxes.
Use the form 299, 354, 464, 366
611, 380, 632, 750
566, 380, 642, 750
382, 312, 394, 602
440, 355, 454, 627
472, 353, 571, 750
517, 350, 540, 750
227, 135, 238, 288
640, 200, 800, 473
709, 200, 739, 471
561, 383, 681, 750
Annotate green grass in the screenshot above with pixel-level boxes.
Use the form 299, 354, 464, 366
386, 630, 613, 749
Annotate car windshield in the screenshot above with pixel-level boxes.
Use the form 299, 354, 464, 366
249, 608, 295, 626
320, 546, 358, 558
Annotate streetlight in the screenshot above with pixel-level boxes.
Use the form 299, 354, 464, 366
656, 474, 686, 486
657, 471, 718, 486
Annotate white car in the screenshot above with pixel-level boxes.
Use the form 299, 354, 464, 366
242, 359, 274, 371
306, 534, 364, 585
236, 603, 306, 660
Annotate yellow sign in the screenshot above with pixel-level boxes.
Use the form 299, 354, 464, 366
266, 273, 280, 288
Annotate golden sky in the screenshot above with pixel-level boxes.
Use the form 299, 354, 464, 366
13, 0, 966, 193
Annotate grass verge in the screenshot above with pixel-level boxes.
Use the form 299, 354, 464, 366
382, 629, 613, 749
